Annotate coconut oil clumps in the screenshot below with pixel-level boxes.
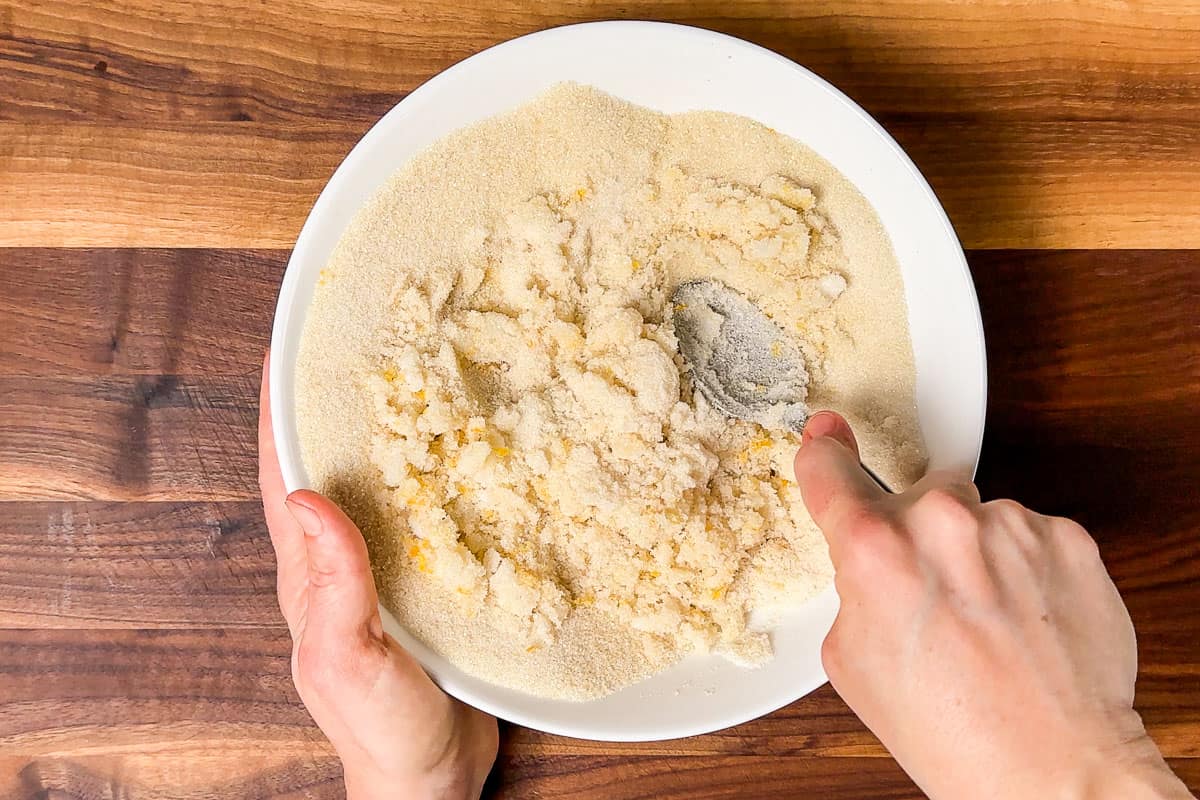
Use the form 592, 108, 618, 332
295, 83, 926, 699
369, 164, 849, 665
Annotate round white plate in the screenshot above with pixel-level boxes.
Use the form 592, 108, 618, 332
270, 20, 986, 742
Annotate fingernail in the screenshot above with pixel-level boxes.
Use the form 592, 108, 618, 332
803, 411, 854, 449
285, 494, 323, 537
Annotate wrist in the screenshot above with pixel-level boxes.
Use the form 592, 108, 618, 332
1084, 733, 1193, 800
344, 764, 487, 800
975, 713, 1192, 800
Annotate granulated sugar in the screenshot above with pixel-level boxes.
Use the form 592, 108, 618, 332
294, 84, 926, 700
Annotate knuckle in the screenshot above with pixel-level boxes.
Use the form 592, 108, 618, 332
911, 486, 979, 532
837, 520, 909, 587
842, 506, 894, 540
983, 498, 1029, 523
294, 638, 330, 691
982, 499, 1044, 558
1054, 517, 1100, 558
820, 627, 845, 676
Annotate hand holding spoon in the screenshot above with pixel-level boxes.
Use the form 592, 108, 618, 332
671, 279, 892, 492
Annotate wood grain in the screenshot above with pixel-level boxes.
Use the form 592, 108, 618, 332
489, 757, 1200, 799
4, 248, 1196, 378
1, 502, 1193, 748
4, 1, 1200, 795
0, 628, 341, 800
0, 122, 358, 250
0, 248, 282, 376
4, 0, 1199, 123
0, 627, 1193, 798
4, 248, 1195, 499
0, 375, 258, 500
3, 1, 1200, 249
5, 119, 1200, 249
0, 502, 277, 628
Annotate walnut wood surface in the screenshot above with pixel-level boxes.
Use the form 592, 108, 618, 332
2, 1, 1198, 797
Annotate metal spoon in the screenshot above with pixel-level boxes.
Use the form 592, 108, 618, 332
671, 279, 892, 492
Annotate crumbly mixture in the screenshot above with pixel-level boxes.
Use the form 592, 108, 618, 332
294, 84, 926, 700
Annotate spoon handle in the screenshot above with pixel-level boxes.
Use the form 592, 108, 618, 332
861, 463, 894, 494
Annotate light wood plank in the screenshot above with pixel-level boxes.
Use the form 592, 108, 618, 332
0, 122, 359, 250
3, 0, 1199, 123
4, 119, 1199, 249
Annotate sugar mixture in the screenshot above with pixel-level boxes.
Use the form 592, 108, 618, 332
294, 84, 926, 700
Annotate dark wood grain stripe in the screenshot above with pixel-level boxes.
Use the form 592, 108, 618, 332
489, 754, 924, 799
0, 375, 257, 500
3, 250, 1197, 499
0, 510, 1194, 754
0, 248, 283, 376
0, 627, 342, 799
3, 248, 1197, 376
0, 502, 278, 628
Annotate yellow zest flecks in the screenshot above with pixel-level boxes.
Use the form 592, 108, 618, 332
493, 446, 511, 458
630, 258, 642, 272
317, 268, 332, 287
526, 644, 542, 653
750, 436, 773, 451
407, 539, 431, 574
405, 475, 435, 509
770, 340, 783, 358
674, 303, 688, 312
573, 593, 595, 608
381, 367, 398, 383
575, 187, 588, 201
414, 389, 426, 402
639, 570, 661, 581
711, 586, 727, 600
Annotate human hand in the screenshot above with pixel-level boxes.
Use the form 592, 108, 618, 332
794, 412, 1192, 800
258, 354, 498, 800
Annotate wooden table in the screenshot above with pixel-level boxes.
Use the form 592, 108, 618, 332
2, 2, 1198, 797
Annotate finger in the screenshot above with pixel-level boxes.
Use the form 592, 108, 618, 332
285, 489, 381, 642
802, 410, 861, 458
908, 469, 982, 506
794, 411, 887, 565
258, 350, 309, 633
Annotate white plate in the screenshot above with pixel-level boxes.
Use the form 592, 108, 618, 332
270, 21, 986, 742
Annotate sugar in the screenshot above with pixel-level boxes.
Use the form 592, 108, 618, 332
293, 84, 925, 701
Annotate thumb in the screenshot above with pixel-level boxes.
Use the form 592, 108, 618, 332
794, 411, 886, 564
284, 489, 381, 640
